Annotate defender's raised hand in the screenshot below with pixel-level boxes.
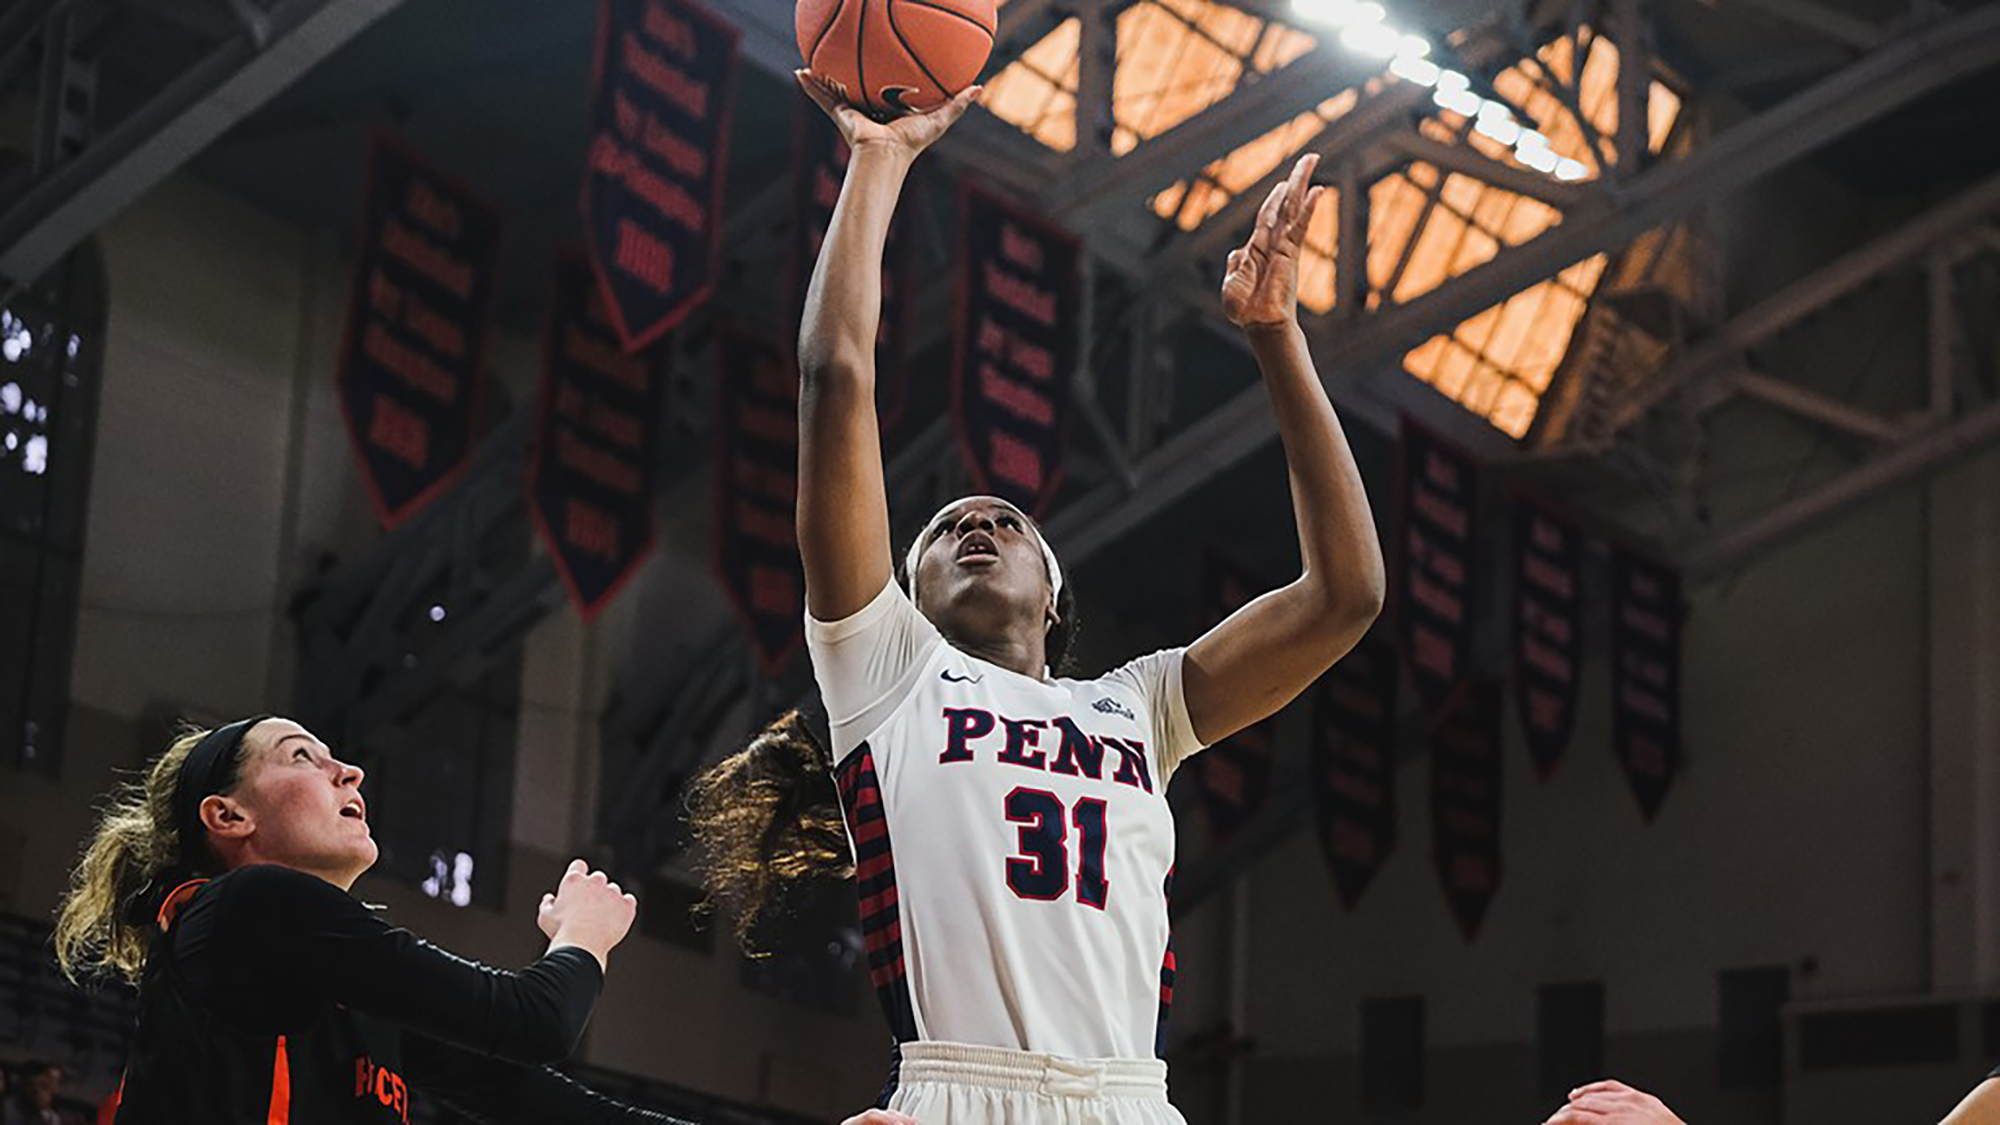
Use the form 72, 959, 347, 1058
797, 69, 980, 158
1221, 152, 1325, 329
1545, 1080, 1688, 1125
537, 858, 638, 970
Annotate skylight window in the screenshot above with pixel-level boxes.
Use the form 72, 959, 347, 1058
982, 0, 1316, 154
983, 3, 1683, 439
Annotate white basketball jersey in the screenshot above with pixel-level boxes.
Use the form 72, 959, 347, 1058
807, 581, 1206, 1062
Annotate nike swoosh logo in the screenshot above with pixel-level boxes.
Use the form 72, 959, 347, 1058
941, 670, 983, 684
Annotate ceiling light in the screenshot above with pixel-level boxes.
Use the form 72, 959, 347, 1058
1475, 116, 1521, 145
1519, 148, 1560, 173
1341, 21, 1401, 56
1434, 86, 1481, 116
1390, 55, 1442, 85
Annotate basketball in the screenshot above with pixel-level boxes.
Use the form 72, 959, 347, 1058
797, 0, 997, 119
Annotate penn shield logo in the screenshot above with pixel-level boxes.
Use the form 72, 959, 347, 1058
1093, 697, 1135, 721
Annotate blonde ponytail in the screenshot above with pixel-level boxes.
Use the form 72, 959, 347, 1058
53, 727, 215, 984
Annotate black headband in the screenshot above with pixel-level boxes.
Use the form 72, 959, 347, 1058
172, 715, 272, 860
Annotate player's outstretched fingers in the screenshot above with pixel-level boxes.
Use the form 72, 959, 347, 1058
1546, 1081, 1685, 1125
839, 1110, 921, 1125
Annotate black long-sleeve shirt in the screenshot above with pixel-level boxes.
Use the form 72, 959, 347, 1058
112, 864, 689, 1125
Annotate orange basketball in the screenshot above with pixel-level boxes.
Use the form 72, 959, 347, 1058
798, 0, 997, 119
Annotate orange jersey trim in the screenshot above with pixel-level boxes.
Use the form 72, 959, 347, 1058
155, 878, 210, 931
267, 1035, 292, 1125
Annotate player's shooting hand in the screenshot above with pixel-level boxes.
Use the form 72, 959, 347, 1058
797, 69, 980, 158
1221, 152, 1324, 331
840, 1111, 921, 1125
1543, 1080, 1687, 1125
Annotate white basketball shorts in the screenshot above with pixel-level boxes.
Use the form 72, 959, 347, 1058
886, 1041, 1189, 1125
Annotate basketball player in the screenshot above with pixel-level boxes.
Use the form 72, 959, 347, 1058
689, 74, 1384, 1123
53, 715, 909, 1125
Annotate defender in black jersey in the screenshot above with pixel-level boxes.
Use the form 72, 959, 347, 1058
54, 716, 912, 1125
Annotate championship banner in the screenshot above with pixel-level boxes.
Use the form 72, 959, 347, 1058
1313, 629, 1399, 910
953, 182, 1080, 518
1398, 416, 1478, 709
1514, 497, 1584, 778
336, 132, 502, 528
792, 96, 914, 427
582, 0, 738, 352
1189, 552, 1276, 842
528, 253, 664, 622
1431, 678, 1502, 941
712, 324, 806, 674
1611, 548, 1682, 820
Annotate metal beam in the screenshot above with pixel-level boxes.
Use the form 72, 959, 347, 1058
1045, 43, 1382, 220
0, 0, 406, 287
0, 0, 69, 84
1929, 249, 1958, 418
1731, 0, 1884, 51
994, 0, 1062, 50
1731, 370, 1910, 443
1333, 156, 1367, 317
1682, 400, 2000, 579
1043, 6, 2000, 563
1608, 170, 2000, 434
1072, 0, 1117, 163
1333, 6, 2000, 383
1383, 126, 1590, 210
1611, 0, 1651, 176
1142, 2, 1597, 280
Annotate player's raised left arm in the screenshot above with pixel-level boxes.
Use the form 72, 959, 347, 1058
1183, 153, 1385, 747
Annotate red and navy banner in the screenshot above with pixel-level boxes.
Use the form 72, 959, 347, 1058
1431, 678, 1502, 941
1514, 498, 1584, 777
1611, 548, 1681, 820
1313, 629, 1399, 910
528, 253, 664, 622
1189, 552, 1276, 842
953, 182, 1080, 518
712, 324, 805, 674
336, 133, 502, 528
1398, 417, 1478, 710
791, 95, 915, 428
582, 0, 738, 352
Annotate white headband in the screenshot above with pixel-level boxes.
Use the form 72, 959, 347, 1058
904, 496, 1064, 606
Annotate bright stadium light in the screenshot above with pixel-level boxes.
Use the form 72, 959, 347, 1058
1390, 55, 1442, 84
1288, 4, 1585, 182
1475, 114, 1522, 146
1342, 21, 1401, 56
1434, 85, 1481, 116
